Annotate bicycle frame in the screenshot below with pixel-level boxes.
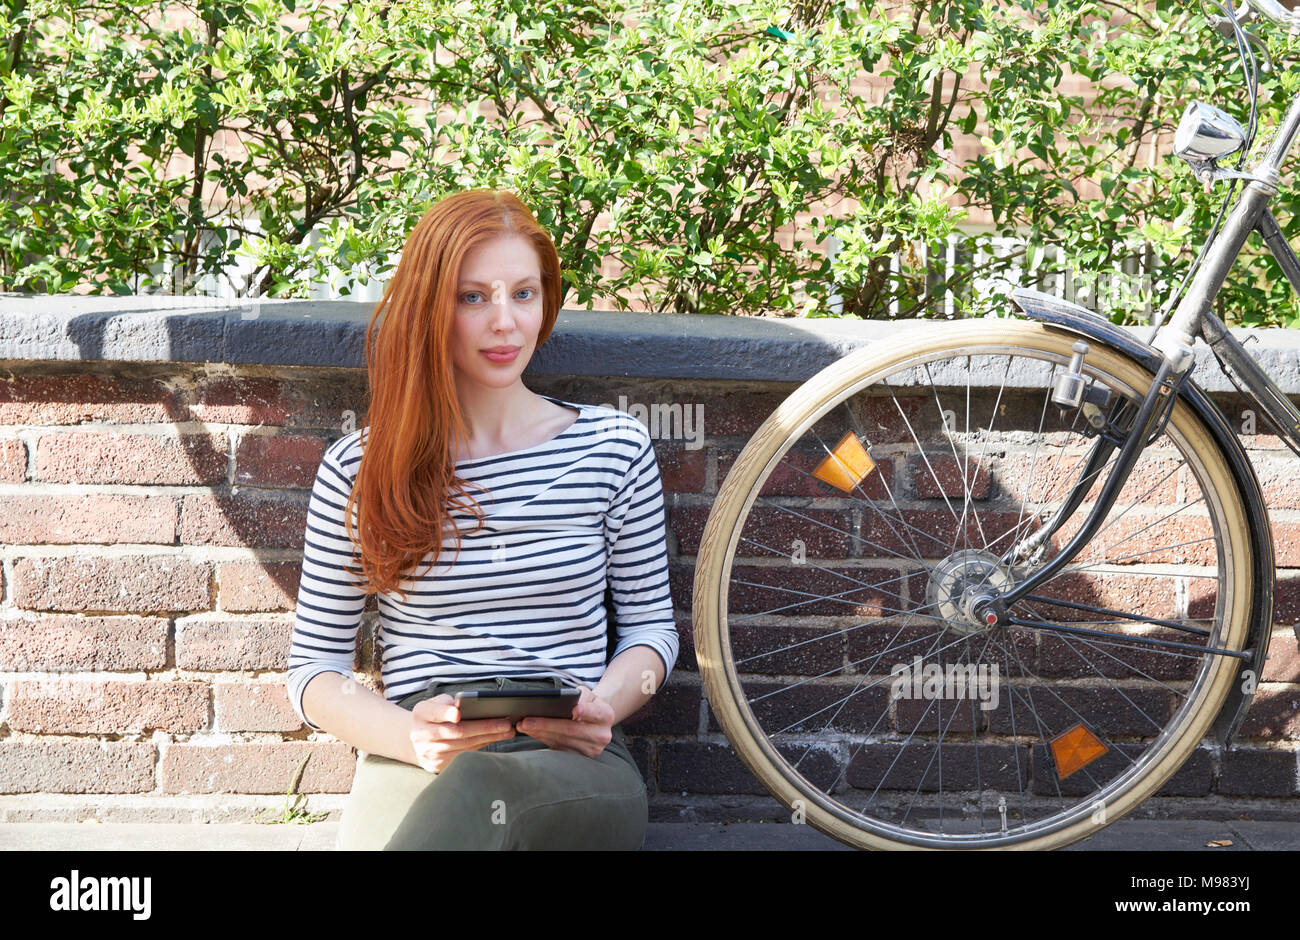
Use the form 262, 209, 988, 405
987, 1, 1300, 744
1007, 287, 1276, 746
992, 188, 1300, 605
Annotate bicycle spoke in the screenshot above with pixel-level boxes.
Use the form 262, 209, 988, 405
701, 327, 1252, 848
1006, 615, 1248, 660
1018, 592, 1211, 635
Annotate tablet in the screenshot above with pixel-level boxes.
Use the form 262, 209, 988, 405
453, 688, 581, 720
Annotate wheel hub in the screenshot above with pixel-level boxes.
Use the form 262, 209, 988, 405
926, 549, 1014, 634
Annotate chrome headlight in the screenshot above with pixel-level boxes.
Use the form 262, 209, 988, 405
1173, 101, 1247, 176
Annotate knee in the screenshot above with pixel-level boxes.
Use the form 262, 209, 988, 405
436, 750, 525, 804
382, 751, 521, 850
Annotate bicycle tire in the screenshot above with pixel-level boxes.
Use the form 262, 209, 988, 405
693, 319, 1254, 850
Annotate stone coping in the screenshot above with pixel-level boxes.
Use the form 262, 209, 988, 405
2, 293, 1298, 392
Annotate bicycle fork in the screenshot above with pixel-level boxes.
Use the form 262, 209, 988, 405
976, 344, 1253, 664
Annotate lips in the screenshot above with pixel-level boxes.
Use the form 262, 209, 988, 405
481, 345, 520, 363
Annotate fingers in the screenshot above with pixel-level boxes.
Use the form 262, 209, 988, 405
450, 724, 518, 747
410, 721, 518, 773
571, 692, 615, 725
572, 699, 609, 723
412, 693, 460, 724
411, 715, 515, 744
516, 716, 612, 758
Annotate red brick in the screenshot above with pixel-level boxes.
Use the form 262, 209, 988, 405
860, 394, 931, 445
656, 740, 839, 795
0, 372, 181, 425
865, 508, 1033, 560
1262, 630, 1300, 683
1066, 513, 1217, 567
846, 742, 1028, 792
217, 561, 301, 611
281, 376, 369, 429
0, 493, 176, 545
909, 454, 991, 500
622, 680, 701, 735
0, 740, 156, 793
703, 391, 799, 437
707, 678, 894, 734
36, 431, 228, 484
725, 564, 901, 618
0, 438, 26, 482
213, 681, 304, 732
670, 505, 853, 558
1237, 685, 1300, 740
1030, 742, 1213, 798
673, 613, 697, 672
993, 453, 1090, 505
996, 452, 1182, 506
986, 684, 1175, 736
187, 376, 291, 425
1038, 624, 1199, 680
653, 442, 707, 494
1254, 456, 1300, 510
12, 555, 211, 613
179, 490, 309, 548
725, 621, 847, 676
1271, 522, 1300, 567
175, 616, 298, 671
1155, 746, 1215, 797
159, 740, 357, 793
1026, 571, 1177, 624
894, 689, 991, 733
1217, 747, 1299, 796
1188, 577, 1222, 622
843, 620, 1033, 674
5, 677, 208, 733
0, 614, 168, 670
234, 432, 329, 488
1273, 573, 1300, 625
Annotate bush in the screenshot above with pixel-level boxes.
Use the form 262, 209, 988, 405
1, 0, 1296, 324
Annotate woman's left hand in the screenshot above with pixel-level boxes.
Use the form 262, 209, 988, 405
515, 686, 615, 758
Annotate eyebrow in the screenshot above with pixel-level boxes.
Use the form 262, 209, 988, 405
457, 277, 541, 288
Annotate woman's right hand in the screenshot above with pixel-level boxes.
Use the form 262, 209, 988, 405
408, 693, 516, 773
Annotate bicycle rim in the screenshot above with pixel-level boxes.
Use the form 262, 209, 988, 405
693, 320, 1254, 850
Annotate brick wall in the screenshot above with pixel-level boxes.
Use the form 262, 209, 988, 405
0, 359, 1296, 824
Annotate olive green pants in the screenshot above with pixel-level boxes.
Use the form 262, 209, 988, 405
336, 676, 648, 850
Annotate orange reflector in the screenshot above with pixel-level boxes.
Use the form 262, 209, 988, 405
812, 432, 876, 493
1050, 723, 1108, 779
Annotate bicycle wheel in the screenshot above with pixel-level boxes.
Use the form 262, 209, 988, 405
693, 319, 1254, 849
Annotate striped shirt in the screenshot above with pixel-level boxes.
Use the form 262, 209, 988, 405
286, 395, 680, 731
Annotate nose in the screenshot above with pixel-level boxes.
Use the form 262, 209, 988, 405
488, 290, 519, 331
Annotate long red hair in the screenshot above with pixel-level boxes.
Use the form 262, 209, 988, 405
343, 189, 563, 600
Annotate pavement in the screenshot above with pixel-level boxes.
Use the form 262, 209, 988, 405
2, 818, 1298, 850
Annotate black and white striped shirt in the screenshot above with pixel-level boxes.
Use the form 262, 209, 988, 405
286, 396, 680, 731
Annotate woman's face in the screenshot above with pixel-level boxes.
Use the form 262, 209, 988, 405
450, 233, 546, 391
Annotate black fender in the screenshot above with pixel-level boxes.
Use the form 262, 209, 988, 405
1008, 288, 1273, 748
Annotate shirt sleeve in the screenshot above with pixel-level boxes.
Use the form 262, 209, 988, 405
286, 439, 368, 731
603, 419, 680, 687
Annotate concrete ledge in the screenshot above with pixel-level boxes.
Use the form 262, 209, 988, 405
2, 293, 1297, 391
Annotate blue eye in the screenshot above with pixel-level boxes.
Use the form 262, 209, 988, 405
461, 288, 537, 304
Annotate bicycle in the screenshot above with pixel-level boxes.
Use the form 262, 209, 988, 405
691, 0, 1299, 849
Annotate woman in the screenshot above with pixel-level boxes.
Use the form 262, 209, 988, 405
285, 189, 679, 850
